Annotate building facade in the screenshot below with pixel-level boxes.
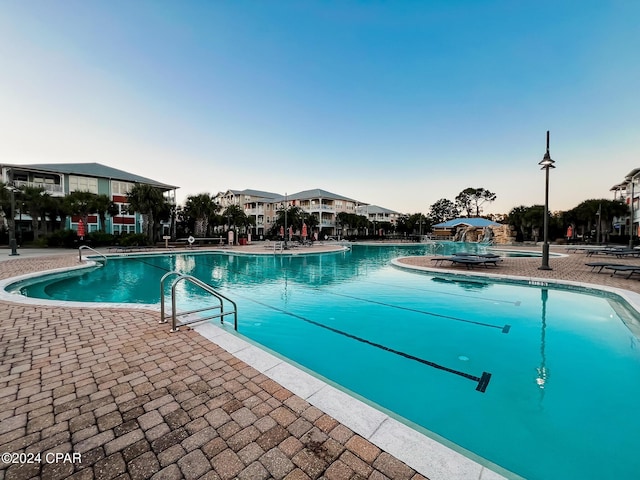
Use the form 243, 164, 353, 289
214, 188, 367, 237
1, 162, 178, 236
355, 205, 402, 231
610, 167, 640, 237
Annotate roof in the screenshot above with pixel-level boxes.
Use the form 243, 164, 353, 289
3, 162, 178, 190
275, 188, 362, 203
433, 218, 502, 229
355, 205, 401, 215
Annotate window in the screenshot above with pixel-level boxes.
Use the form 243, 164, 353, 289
115, 203, 133, 216
69, 175, 98, 193
113, 224, 136, 235
112, 181, 134, 195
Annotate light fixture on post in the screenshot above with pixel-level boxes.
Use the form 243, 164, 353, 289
538, 131, 555, 270
5, 168, 19, 256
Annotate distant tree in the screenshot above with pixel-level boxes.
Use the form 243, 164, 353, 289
19, 186, 50, 241
222, 204, 252, 242
184, 194, 219, 237
127, 184, 167, 242
566, 199, 627, 242
92, 194, 119, 232
66, 191, 97, 235
455, 188, 496, 217
429, 199, 459, 224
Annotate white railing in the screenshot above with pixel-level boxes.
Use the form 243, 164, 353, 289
13, 180, 63, 194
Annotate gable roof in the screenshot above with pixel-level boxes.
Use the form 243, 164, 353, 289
5, 162, 178, 190
433, 218, 502, 228
276, 188, 362, 203
356, 205, 401, 215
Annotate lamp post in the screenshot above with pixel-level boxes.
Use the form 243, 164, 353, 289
538, 131, 555, 270
5, 168, 19, 256
595, 203, 602, 245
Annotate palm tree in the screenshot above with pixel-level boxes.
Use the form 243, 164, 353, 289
92, 194, 118, 232
66, 191, 97, 234
223, 204, 251, 243
183, 194, 219, 237
42, 195, 73, 234
20, 186, 50, 241
566, 199, 628, 242
0, 181, 14, 237
127, 184, 167, 242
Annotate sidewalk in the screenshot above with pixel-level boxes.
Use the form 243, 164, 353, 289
0, 252, 429, 480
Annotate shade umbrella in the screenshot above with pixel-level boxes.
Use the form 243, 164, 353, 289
288, 226, 293, 241
279, 225, 284, 238
301, 222, 308, 239
566, 226, 573, 239
77, 219, 85, 238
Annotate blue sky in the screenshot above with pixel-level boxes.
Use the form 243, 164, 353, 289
1, 1, 638, 215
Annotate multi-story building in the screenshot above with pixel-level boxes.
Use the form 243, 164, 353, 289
213, 189, 281, 237
355, 205, 402, 231
1, 162, 178, 235
213, 188, 366, 238
268, 189, 364, 237
610, 167, 640, 237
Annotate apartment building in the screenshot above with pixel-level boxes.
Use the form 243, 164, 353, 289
214, 188, 366, 237
213, 189, 281, 236
1, 162, 178, 235
610, 167, 640, 237
355, 205, 402, 228
272, 189, 363, 237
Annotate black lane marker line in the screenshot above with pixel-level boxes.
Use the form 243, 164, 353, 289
233, 291, 492, 393
323, 289, 509, 333
129, 257, 176, 273
129, 255, 493, 391
189, 257, 511, 334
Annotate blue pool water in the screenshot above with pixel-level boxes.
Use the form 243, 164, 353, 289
9, 245, 640, 480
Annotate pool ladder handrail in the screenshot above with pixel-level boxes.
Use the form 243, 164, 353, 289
78, 245, 108, 264
159, 271, 238, 333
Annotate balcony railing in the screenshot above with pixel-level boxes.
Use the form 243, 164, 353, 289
13, 180, 64, 194
305, 205, 335, 213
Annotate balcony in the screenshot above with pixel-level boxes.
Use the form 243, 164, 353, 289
305, 205, 335, 213
13, 180, 64, 196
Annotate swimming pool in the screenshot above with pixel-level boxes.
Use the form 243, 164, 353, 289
7, 245, 640, 480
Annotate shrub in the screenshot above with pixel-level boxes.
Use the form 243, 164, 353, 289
46, 229, 78, 248
118, 233, 150, 246
85, 232, 115, 247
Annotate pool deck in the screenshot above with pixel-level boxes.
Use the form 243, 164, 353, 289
2, 243, 639, 480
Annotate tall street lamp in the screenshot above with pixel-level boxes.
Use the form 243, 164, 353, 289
539, 131, 555, 270
4, 167, 19, 256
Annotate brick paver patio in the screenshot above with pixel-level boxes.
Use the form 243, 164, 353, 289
0, 252, 428, 480
2, 246, 639, 480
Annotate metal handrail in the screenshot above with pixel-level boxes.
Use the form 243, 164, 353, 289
78, 245, 108, 263
159, 271, 238, 333
159, 271, 183, 325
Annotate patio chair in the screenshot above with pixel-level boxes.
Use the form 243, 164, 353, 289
604, 265, 640, 279
585, 262, 626, 273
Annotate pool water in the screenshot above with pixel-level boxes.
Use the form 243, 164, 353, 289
10, 245, 640, 480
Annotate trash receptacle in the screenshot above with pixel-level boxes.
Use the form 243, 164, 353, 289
239, 238, 247, 246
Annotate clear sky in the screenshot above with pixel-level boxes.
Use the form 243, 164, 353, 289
1, 1, 638, 215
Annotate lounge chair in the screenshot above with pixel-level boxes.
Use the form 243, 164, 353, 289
604, 265, 640, 279
431, 255, 501, 269
585, 262, 626, 273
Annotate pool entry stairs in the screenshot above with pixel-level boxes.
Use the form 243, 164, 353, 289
159, 271, 238, 332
